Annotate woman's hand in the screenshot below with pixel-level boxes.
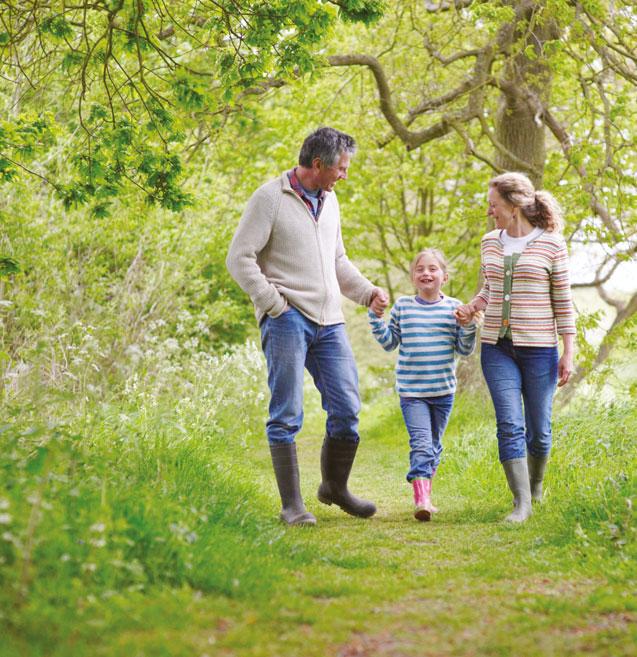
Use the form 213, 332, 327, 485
557, 353, 573, 387
557, 334, 575, 387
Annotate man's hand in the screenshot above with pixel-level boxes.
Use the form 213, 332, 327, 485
369, 288, 389, 318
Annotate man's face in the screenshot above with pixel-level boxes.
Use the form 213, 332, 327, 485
315, 152, 350, 192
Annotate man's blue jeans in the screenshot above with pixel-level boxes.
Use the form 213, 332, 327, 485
481, 338, 558, 463
399, 394, 454, 481
260, 307, 360, 445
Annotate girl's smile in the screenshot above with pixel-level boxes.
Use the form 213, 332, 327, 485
412, 254, 448, 301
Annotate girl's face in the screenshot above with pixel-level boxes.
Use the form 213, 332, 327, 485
412, 254, 447, 299
487, 186, 515, 229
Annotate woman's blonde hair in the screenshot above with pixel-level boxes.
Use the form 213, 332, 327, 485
489, 172, 564, 233
410, 248, 448, 280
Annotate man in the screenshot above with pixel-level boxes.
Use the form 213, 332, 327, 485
226, 127, 388, 526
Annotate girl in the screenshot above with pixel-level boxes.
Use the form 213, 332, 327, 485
455, 172, 575, 523
369, 249, 477, 521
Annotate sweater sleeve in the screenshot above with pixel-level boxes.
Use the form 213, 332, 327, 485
368, 304, 401, 351
455, 322, 477, 357
550, 238, 576, 335
226, 186, 288, 318
475, 238, 490, 306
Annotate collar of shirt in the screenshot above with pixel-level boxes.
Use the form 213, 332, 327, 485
287, 167, 326, 220
414, 294, 444, 306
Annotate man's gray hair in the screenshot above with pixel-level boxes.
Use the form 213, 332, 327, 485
298, 127, 356, 167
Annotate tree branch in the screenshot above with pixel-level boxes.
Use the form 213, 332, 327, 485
571, 243, 637, 289
424, 0, 474, 11
328, 53, 484, 150
565, 289, 637, 398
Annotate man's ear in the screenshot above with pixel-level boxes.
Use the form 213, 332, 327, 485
312, 157, 323, 171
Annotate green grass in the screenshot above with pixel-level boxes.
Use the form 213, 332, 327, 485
1, 388, 635, 656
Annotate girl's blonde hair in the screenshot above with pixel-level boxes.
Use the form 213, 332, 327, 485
489, 172, 564, 233
410, 248, 448, 280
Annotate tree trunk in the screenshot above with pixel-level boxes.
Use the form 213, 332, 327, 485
494, 5, 558, 187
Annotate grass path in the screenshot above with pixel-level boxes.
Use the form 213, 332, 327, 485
13, 394, 632, 657
165, 397, 635, 657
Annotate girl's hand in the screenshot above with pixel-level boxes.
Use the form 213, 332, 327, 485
454, 304, 474, 326
557, 353, 574, 387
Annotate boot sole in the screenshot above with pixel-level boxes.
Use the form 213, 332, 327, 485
280, 514, 317, 527
317, 493, 376, 518
414, 508, 431, 522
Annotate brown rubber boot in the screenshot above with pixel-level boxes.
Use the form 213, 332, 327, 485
317, 436, 376, 518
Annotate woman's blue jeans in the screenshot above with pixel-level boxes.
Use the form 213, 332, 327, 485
399, 394, 454, 481
260, 307, 360, 445
481, 338, 558, 463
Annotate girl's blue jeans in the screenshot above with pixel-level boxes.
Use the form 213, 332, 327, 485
481, 338, 558, 463
260, 307, 360, 445
399, 394, 454, 481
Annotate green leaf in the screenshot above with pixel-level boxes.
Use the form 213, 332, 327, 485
39, 16, 74, 40
0, 257, 20, 277
26, 446, 49, 475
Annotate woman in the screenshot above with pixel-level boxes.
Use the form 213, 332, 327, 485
456, 172, 575, 523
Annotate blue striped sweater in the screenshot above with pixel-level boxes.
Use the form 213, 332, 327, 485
368, 295, 477, 398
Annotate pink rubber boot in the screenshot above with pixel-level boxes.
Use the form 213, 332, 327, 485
412, 479, 435, 522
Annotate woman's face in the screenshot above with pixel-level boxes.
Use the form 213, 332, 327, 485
487, 186, 514, 229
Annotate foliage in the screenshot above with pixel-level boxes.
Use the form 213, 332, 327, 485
0, 0, 384, 208
322, 0, 637, 378
0, 4, 635, 654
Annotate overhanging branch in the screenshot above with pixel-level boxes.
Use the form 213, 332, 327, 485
328, 53, 482, 150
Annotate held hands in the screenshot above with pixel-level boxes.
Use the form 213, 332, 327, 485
454, 303, 479, 326
369, 287, 389, 318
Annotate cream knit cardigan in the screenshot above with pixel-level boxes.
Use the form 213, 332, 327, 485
226, 171, 375, 326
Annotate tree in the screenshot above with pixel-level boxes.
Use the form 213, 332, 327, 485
324, 0, 637, 385
0, 0, 383, 211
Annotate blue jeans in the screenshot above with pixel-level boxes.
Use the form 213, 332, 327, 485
399, 394, 454, 481
260, 307, 360, 445
481, 339, 558, 462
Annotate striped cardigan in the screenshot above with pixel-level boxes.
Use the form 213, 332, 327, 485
475, 229, 576, 347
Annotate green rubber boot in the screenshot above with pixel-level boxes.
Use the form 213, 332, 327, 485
502, 457, 532, 523
527, 453, 549, 502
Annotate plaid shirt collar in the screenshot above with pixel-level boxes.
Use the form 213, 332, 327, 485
287, 167, 326, 220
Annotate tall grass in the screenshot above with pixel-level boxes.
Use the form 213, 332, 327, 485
2, 305, 635, 655
0, 339, 319, 654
